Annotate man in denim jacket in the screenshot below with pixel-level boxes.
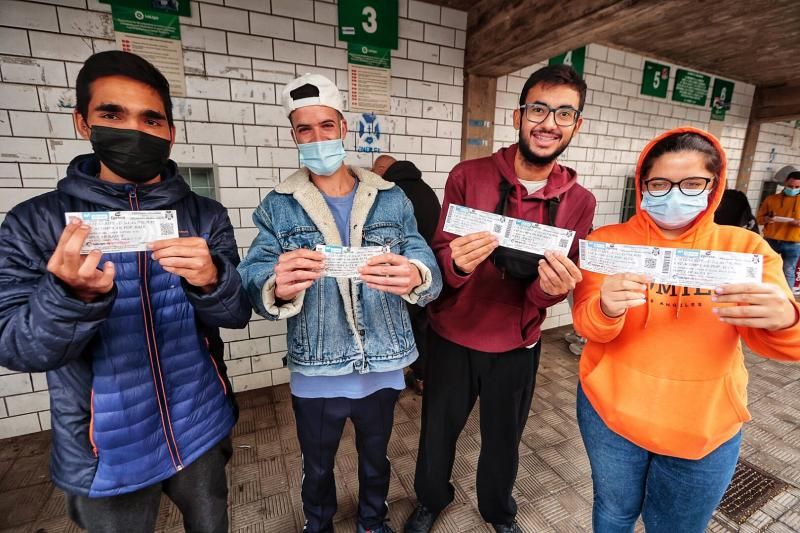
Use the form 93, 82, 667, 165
238, 74, 442, 533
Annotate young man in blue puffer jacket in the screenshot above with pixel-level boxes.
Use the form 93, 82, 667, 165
238, 73, 442, 533
0, 51, 251, 532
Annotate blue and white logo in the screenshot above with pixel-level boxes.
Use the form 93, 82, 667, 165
356, 112, 382, 153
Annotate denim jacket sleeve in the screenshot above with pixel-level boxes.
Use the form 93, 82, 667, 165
0, 208, 116, 372
182, 209, 252, 329
399, 196, 442, 306
237, 199, 305, 321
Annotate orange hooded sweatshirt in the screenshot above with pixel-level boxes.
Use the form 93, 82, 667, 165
573, 127, 800, 460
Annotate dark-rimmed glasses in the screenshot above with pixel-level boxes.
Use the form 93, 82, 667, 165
519, 103, 581, 127
643, 177, 714, 197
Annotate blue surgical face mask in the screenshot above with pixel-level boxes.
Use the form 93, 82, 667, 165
297, 138, 346, 176
640, 189, 710, 230
784, 187, 800, 197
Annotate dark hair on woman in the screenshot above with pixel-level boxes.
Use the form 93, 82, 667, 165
640, 132, 723, 180
76, 51, 173, 126
519, 64, 588, 110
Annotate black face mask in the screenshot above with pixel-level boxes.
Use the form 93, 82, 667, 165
89, 125, 171, 184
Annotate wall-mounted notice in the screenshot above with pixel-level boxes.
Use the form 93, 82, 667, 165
710, 78, 735, 121
348, 43, 391, 113
641, 60, 670, 98
112, 6, 186, 96
672, 69, 711, 106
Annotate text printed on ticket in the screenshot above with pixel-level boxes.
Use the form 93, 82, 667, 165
578, 240, 763, 289
442, 204, 575, 256
316, 244, 389, 278
64, 210, 179, 254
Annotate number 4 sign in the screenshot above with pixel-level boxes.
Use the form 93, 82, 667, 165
338, 0, 399, 50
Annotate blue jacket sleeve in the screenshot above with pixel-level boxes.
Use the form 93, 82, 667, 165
0, 209, 116, 372
182, 209, 251, 329
399, 196, 443, 306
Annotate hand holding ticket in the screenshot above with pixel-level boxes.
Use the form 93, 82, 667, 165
579, 240, 763, 289
443, 204, 575, 256
64, 210, 179, 254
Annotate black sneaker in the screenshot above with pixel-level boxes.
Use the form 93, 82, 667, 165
404, 504, 440, 533
492, 520, 523, 533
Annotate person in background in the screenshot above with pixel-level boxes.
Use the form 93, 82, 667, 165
714, 185, 759, 233
0, 51, 251, 533
237, 74, 442, 533
573, 127, 800, 532
757, 170, 800, 289
372, 155, 441, 395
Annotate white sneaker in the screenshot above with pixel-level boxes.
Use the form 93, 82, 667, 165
569, 343, 584, 356
564, 331, 583, 344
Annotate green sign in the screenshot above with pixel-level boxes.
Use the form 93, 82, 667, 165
338, 0, 398, 50
101, 0, 190, 17
795, 120, 800, 129
549, 47, 585, 77
710, 78, 735, 121
640, 61, 670, 98
348, 43, 391, 68
672, 69, 711, 106
112, 6, 181, 39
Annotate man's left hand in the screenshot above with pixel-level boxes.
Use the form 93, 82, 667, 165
712, 283, 797, 330
538, 251, 583, 296
359, 253, 422, 296
149, 237, 218, 293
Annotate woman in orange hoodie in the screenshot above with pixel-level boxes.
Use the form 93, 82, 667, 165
572, 127, 800, 533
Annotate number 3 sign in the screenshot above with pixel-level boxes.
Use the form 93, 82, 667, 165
338, 0, 399, 50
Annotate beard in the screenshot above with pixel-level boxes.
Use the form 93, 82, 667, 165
518, 127, 573, 167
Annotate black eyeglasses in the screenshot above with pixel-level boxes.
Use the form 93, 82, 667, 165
519, 103, 581, 127
643, 177, 714, 197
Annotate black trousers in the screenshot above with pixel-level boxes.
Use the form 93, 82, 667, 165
407, 304, 430, 380
66, 436, 232, 533
414, 329, 541, 525
292, 388, 401, 533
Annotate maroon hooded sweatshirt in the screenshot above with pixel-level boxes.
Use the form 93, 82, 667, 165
428, 144, 596, 353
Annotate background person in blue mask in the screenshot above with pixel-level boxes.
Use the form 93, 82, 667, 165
238, 73, 442, 533
757, 170, 800, 289
0, 51, 251, 532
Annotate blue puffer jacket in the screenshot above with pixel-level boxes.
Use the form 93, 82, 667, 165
0, 154, 251, 497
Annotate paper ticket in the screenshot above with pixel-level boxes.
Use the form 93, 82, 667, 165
442, 204, 575, 256
579, 240, 763, 289
316, 244, 389, 278
771, 216, 797, 223
64, 210, 179, 254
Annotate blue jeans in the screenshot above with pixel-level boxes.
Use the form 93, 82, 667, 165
766, 239, 800, 288
577, 384, 741, 533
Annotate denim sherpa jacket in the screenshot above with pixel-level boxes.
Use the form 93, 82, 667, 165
238, 166, 443, 376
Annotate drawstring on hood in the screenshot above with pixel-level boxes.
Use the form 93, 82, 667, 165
632, 127, 728, 326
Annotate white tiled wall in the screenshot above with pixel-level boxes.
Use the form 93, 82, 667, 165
493, 44, 800, 329
0, 0, 466, 438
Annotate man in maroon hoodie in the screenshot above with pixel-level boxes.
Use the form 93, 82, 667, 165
405, 65, 596, 533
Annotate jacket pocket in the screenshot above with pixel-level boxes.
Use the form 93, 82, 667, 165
363, 222, 404, 253
205, 337, 228, 396
279, 226, 324, 251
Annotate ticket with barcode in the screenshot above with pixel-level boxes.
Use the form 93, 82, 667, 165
442, 204, 575, 256
64, 210, 179, 254
316, 244, 389, 278
579, 240, 763, 289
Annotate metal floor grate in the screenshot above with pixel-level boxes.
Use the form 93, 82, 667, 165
717, 459, 790, 524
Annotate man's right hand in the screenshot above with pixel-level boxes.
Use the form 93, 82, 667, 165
47, 219, 115, 303
274, 248, 325, 301
450, 231, 499, 274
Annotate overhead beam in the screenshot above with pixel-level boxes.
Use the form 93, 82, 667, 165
753, 79, 800, 122
464, 0, 690, 77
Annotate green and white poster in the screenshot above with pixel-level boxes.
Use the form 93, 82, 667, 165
348, 44, 391, 114
338, 0, 398, 50
101, 0, 190, 17
112, 6, 186, 96
640, 61, 670, 98
710, 78, 735, 121
549, 47, 586, 77
672, 69, 711, 106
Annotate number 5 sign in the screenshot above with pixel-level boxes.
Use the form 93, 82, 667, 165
338, 0, 399, 50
